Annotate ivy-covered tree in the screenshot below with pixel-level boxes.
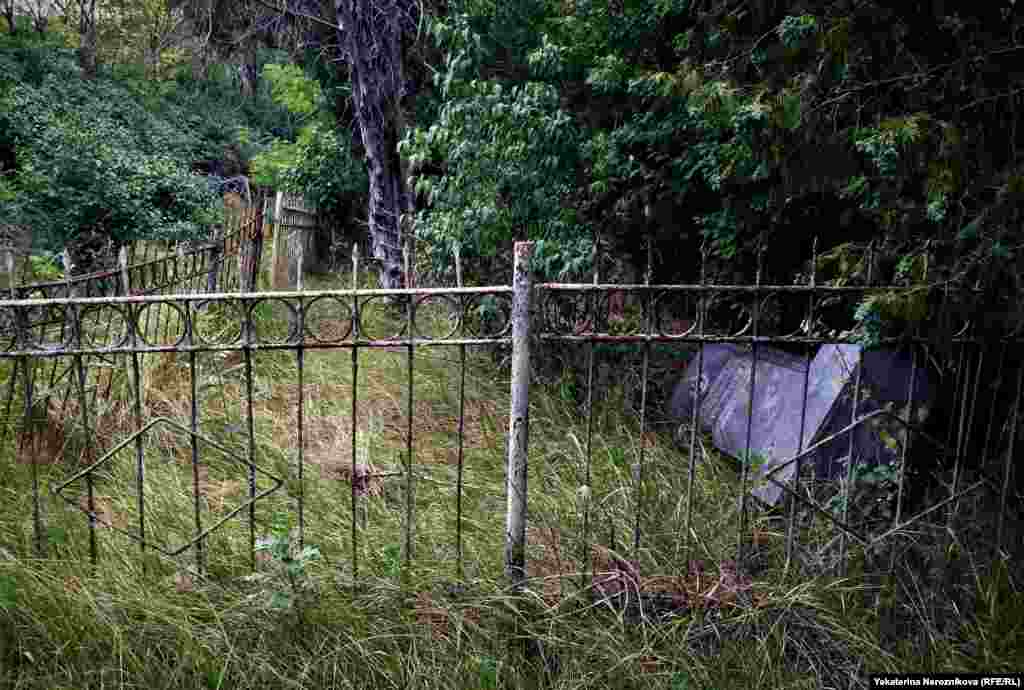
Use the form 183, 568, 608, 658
332, 0, 419, 289
173, 0, 422, 289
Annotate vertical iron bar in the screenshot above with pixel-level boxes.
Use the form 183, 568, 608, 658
21, 353, 43, 556
131, 338, 147, 559
122, 257, 147, 559
893, 350, 919, 527
954, 348, 984, 523
995, 361, 1023, 557
947, 338, 972, 528
684, 244, 708, 566
403, 244, 415, 574
506, 242, 534, 589
737, 240, 763, 565
982, 343, 1007, 471
243, 321, 256, 571
297, 320, 305, 551
73, 345, 97, 566
189, 349, 204, 573
839, 347, 865, 575
633, 237, 653, 563
350, 245, 361, 591
581, 240, 598, 591
1, 359, 18, 450
454, 244, 466, 582
140, 244, 155, 381
786, 237, 817, 570
1, 250, 18, 450
943, 315, 966, 482
836, 243, 874, 574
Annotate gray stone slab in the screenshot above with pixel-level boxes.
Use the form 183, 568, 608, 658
667, 343, 934, 505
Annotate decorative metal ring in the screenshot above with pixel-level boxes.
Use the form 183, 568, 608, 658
303, 296, 353, 343
540, 289, 592, 336
0, 306, 18, 351
652, 290, 700, 337
250, 298, 301, 344
76, 304, 130, 350
26, 302, 72, 351
464, 292, 512, 338
357, 295, 408, 340
412, 294, 461, 340
134, 302, 189, 348
191, 299, 244, 345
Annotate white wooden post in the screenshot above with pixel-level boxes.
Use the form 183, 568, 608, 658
119, 246, 130, 295
270, 191, 287, 289
506, 241, 534, 588
4, 247, 15, 297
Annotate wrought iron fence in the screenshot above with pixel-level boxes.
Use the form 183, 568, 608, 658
0, 241, 1020, 617
0, 195, 265, 463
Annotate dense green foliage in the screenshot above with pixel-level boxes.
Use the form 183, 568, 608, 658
250, 63, 367, 221
0, 26, 290, 256
401, 0, 1024, 324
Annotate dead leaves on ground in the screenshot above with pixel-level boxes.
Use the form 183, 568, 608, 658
527, 526, 767, 614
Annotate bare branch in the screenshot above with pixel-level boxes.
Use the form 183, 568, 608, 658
251, 0, 338, 31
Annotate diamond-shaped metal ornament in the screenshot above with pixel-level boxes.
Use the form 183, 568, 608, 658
53, 416, 284, 557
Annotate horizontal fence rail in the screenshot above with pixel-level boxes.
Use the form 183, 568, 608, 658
0, 242, 1020, 630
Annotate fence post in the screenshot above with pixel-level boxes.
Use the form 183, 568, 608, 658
239, 197, 263, 293
286, 204, 305, 291
506, 241, 534, 589
4, 246, 14, 297
119, 246, 130, 295
270, 191, 287, 289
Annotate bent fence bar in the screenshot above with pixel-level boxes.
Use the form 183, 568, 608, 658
0, 241, 1020, 609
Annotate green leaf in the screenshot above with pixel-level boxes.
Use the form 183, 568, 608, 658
268, 591, 293, 610
0, 575, 16, 610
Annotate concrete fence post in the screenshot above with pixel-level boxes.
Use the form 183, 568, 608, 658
506, 241, 534, 588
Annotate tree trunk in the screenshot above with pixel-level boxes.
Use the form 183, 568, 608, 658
239, 52, 258, 98
2, 0, 16, 34
78, 0, 98, 79
334, 0, 415, 291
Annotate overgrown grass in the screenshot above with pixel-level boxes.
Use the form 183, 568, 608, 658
1, 267, 1022, 689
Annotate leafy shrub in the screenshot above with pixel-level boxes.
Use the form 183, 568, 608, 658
249, 63, 366, 218
3, 72, 222, 251
403, 78, 589, 282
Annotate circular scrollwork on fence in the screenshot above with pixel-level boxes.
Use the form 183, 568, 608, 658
304, 296, 353, 343
653, 290, 700, 337
541, 290, 593, 336
0, 306, 18, 350
191, 299, 244, 346
464, 293, 512, 338
77, 305, 129, 350
134, 302, 188, 347
357, 296, 409, 340
250, 298, 300, 344
753, 291, 788, 339
604, 289, 650, 336
698, 292, 753, 339
27, 302, 71, 352
809, 291, 860, 342
412, 294, 461, 340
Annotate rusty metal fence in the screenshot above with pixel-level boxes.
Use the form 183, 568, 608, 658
0, 195, 265, 499
0, 240, 1020, 610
